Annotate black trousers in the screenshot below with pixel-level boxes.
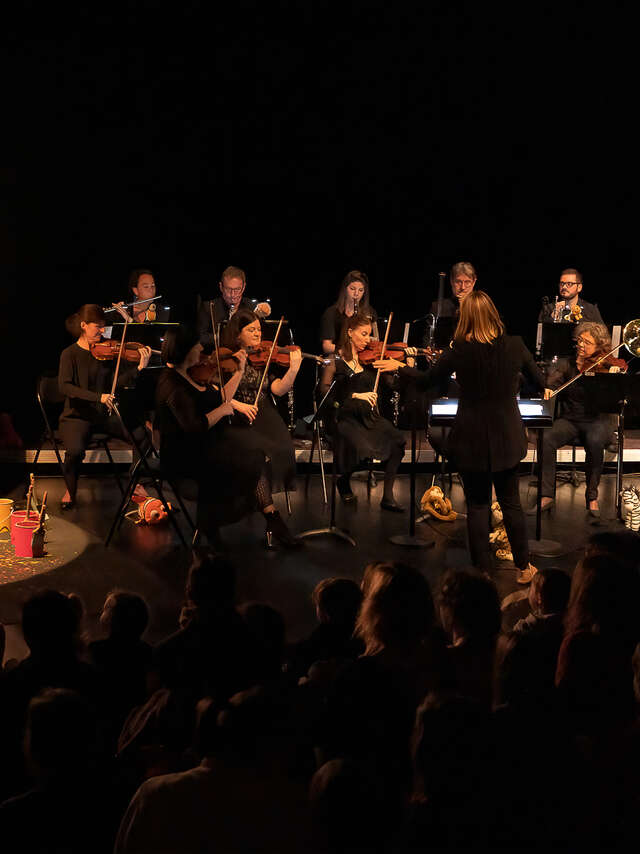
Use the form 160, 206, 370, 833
59, 414, 145, 498
460, 466, 529, 571
540, 416, 612, 503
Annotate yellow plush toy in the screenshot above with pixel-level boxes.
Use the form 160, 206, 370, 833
489, 501, 513, 561
420, 485, 457, 521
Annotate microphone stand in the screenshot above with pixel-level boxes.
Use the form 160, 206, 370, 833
298, 368, 356, 546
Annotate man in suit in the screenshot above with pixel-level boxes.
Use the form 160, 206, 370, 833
538, 268, 603, 324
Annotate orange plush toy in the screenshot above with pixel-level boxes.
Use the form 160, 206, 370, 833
130, 494, 170, 525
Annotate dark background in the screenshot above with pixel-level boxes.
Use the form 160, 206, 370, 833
6, 1, 636, 441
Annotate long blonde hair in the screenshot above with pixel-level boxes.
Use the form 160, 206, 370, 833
454, 290, 504, 345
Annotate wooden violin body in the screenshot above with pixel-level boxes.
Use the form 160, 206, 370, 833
90, 340, 158, 363
357, 340, 441, 366
188, 348, 241, 385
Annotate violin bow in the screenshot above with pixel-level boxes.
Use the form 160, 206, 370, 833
254, 316, 284, 407
210, 302, 225, 401
108, 317, 130, 411
372, 311, 394, 397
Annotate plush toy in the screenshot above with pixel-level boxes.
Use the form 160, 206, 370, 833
489, 501, 513, 561
420, 485, 457, 521
130, 494, 170, 525
621, 486, 640, 532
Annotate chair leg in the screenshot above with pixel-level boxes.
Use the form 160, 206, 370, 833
105, 461, 142, 547
102, 441, 125, 496
285, 489, 292, 516
367, 462, 373, 499
305, 429, 316, 497
165, 477, 197, 533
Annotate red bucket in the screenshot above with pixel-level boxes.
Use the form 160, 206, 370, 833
11, 509, 38, 543
13, 520, 44, 558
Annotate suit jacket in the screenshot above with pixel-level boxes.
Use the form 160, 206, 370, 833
196, 296, 254, 347
404, 335, 545, 472
538, 299, 603, 324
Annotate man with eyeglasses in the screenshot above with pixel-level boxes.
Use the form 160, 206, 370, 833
538, 268, 603, 324
197, 266, 255, 348
430, 261, 478, 318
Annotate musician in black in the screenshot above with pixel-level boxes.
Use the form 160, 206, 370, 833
429, 261, 477, 319
320, 270, 378, 354
538, 268, 603, 324
58, 304, 151, 510
376, 291, 544, 584
197, 266, 256, 348
111, 269, 158, 323
531, 322, 620, 519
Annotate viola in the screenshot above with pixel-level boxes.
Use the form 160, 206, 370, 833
90, 340, 159, 363
357, 340, 441, 366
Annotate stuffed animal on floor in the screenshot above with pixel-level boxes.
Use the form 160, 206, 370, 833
420, 485, 457, 521
621, 486, 640, 532
130, 495, 171, 525
489, 501, 513, 561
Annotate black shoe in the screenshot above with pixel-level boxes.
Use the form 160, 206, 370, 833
380, 499, 405, 513
61, 499, 76, 511
264, 510, 303, 549
526, 499, 554, 516
586, 506, 600, 519
337, 475, 356, 504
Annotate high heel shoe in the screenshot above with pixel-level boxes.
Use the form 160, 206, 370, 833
264, 510, 303, 549
526, 498, 554, 516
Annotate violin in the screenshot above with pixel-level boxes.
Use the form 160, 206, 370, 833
245, 342, 322, 367
90, 340, 159, 363
581, 354, 628, 374
357, 340, 441, 366
188, 348, 242, 385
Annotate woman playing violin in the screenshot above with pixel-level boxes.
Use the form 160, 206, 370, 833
217, 309, 303, 546
535, 321, 626, 518
320, 270, 379, 355
57, 304, 152, 510
320, 313, 406, 511
156, 324, 301, 546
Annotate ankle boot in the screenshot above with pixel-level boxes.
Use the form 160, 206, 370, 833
264, 510, 303, 549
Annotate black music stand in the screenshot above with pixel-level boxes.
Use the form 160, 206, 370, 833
582, 372, 640, 518
390, 385, 435, 548
298, 373, 356, 546
528, 397, 566, 558
540, 322, 575, 361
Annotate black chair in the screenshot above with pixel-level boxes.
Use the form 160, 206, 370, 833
34, 373, 125, 496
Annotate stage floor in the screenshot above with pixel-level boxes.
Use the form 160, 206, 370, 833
1, 469, 631, 664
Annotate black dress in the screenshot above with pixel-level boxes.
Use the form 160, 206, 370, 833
230, 362, 296, 493
155, 369, 264, 527
324, 358, 405, 474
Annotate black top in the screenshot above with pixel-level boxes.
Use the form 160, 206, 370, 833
545, 357, 606, 422
197, 296, 254, 348
538, 299, 604, 324
319, 304, 378, 347
405, 335, 545, 472
154, 368, 215, 475
58, 343, 137, 421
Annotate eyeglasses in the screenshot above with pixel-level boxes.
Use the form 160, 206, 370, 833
559, 282, 580, 287
576, 337, 595, 346
222, 286, 244, 294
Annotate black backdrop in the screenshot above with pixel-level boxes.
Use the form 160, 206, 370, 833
6, 1, 636, 441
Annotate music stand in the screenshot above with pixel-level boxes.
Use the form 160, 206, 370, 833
526, 398, 567, 558
581, 372, 640, 517
390, 383, 435, 548
298, 372, 356, 546
540, 322, 575, 361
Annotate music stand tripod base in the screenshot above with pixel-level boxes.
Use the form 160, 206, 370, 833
298, 526, 356, 546
389, 532, 435, 548
528, 537, 567, 558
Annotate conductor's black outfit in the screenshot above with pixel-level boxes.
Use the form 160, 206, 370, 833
402, 335, 545, 571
